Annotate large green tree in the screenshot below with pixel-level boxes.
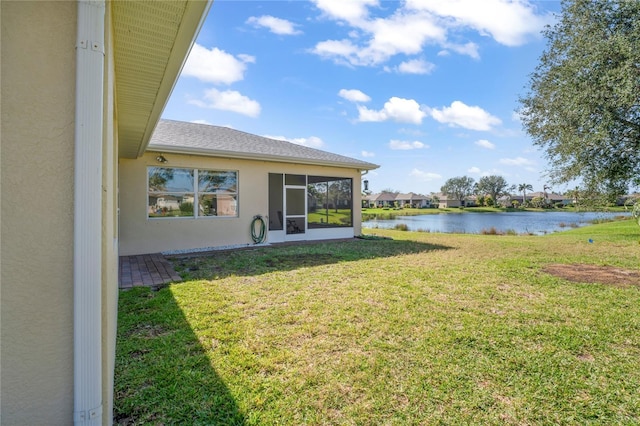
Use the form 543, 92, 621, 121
518, 0, 640, 198
441, 176, 475, 206
475, 175, 510, 206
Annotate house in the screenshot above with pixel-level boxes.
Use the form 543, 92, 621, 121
2, 1, 212, 424
395, 193, 432, 208
437, 193, 464, 208
119, 120, 378, 255
362, 192, 396, 208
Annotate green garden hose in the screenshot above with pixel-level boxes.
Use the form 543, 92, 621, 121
251, 215, 267, 244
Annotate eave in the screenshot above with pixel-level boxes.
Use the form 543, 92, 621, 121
112, 0, 212, 159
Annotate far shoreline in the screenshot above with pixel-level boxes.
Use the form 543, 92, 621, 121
361, 206, 631, 220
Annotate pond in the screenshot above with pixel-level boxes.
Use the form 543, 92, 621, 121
362, 211, 630, 235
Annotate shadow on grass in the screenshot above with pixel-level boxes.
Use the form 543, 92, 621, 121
168, 238, 452, 282
114, 287, 246, 425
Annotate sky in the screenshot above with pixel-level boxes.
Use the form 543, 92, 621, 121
162, 0, 564, 195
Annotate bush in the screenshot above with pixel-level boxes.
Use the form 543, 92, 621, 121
481, 227, 501, 235
179, 202, 193, 214
394, 223, 409, 231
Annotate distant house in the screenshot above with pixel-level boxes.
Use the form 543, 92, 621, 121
396, 193, 432, 208
120, 120, 378, 255
526, 191, 572, 207
362, 192, 433, 208
436, 192, 475, 208
371, 192, 399, 208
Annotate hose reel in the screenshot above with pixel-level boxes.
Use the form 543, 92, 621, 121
250, 215, 267, 244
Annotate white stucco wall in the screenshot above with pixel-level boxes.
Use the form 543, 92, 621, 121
1, 2, 77, 423
119, 152, 364, 255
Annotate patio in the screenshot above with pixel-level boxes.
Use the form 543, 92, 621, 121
119, 253, 181, 289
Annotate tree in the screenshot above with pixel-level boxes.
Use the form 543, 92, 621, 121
531, 196, 544, 209
566, 187, 581, 207
633, 202, 640, 228
475, 175, 510, 207
518, 0, 640, 199
518, 183, 533, 207
441, 176, 475, 206
380, 188, 399, 194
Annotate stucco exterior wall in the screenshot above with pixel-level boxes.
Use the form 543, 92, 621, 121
119, 152, 364, 255
1, 2, 77, 423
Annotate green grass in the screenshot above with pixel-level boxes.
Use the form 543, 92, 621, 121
115, 220, 640, 425
308, 208, 351, 226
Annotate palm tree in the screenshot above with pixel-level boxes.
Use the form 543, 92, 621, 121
518, 183, 533, 207
543, 184, 551, 207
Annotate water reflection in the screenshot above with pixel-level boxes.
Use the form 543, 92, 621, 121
362, 211, 629, 235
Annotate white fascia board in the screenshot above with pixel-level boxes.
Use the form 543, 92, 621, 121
147, 146, 380, 171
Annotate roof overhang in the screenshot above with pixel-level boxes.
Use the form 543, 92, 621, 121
112, 0, 212, 159
147, 145, 380, 171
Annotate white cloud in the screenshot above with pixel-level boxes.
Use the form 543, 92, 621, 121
190, 119, 212, 125
264, 135, 325, 149
430, 101, 501, 131
310, 0, 550, 67
442, 42, 480, 59
410, 168, 442, 181
246, 15, 302, 35
358, 97, 427, 124
395, 58, 436, 75
182, 44, 254, 85
311, 39, 359, 66
468, 166, 506, 177
475, 139, 496, 149
338, 89, 371, 103
312, 11, 445, 66
405, 0, 552, 46
499, 156, 535, 166
237, 54, 256, 64
190, 88, 261, 117
361, 150, 375, 157
312, 0, 379, 24
389, 140, 428, 150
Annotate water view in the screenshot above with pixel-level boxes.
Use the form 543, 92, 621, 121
362, 211, 630, 235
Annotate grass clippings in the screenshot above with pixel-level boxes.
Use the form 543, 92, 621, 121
115, 219, 640, 425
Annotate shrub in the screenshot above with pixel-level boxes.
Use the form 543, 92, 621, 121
480, 227, 500, 235
394, 223, 409, 231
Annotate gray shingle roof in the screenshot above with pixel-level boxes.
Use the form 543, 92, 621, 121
148, 120, 379, 170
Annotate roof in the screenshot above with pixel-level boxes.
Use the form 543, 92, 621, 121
148, 120, 379, 170
113, 1, 212, 159
396, 192, 428, 200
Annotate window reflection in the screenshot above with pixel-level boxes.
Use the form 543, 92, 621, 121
307, 176, 352, 228
148, 167, 238, 219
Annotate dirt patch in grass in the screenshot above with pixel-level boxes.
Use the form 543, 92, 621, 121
543, 264, 640, 287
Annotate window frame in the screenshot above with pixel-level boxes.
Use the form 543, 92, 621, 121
307, 176, 353, 229
147, 166, 239, 220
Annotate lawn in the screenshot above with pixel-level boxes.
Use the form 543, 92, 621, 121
114, 220, 640, 425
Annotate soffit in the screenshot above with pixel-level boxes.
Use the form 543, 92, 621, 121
112, 1, 210, 159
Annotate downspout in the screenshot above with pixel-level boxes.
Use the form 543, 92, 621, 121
74, 1, 105, 424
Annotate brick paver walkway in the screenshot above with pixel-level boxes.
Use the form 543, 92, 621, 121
119, 253, 182, 289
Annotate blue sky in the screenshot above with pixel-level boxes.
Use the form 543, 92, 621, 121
162, 0, 563, 195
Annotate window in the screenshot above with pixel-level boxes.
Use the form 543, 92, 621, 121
268, 173, 283, 230
307, 176, 352, 228
148, 167, 238, 218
